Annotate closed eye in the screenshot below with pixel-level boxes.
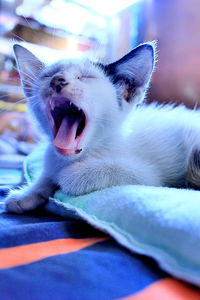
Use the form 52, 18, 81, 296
77, 75, 96, 80
42, 74, 51, 79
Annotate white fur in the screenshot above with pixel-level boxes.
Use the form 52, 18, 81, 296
5, 43, 200, 213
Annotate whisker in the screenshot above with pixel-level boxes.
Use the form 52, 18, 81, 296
13, 66, 37, 82
23, 84, 41, 90
2, 78, 21, 83
21, 70, 37, 82
22, 16, 44, 45
21, 95, 38, 103
0, 90, 23, 97
22, 81, 40, 88
51, 26, 56, 47
1, 95, 38, 112
28, 68, 40, 81
22, 76, 39, 84
29, 102, 40, 110
0, 101, 24, 112
25, 94, 40, 102
11, 32, 27, 43
15, 98, 28, 104
0, 94, 11, 99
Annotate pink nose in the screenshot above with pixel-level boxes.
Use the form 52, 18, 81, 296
50, 76, 68, 93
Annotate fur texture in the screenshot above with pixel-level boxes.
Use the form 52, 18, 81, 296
5, 42, 200, 213
187, 149, 200, 189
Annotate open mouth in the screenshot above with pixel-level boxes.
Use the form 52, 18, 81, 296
48, 97, 87, 155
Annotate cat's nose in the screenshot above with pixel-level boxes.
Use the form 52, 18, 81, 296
50, 75, 68, 93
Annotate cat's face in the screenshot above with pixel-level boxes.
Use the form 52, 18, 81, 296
13, 42, 155, 157
39, 59, 119, 156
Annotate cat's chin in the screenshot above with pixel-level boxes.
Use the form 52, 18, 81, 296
55, 147, 82, 156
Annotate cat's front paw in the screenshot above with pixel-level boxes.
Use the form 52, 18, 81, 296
5, 189, 47, 214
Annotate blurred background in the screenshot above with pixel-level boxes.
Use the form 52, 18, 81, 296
0, 0, 200, 187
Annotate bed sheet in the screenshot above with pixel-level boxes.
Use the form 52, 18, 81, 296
0, 189, 199, 300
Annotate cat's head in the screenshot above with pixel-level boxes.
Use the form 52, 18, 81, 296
13, 42, 156, 157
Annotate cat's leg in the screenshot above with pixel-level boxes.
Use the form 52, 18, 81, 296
4, 176, 58, 213
58, 157, 161, 196
187, 148, 200, 189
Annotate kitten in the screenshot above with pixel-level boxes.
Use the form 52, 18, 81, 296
5, 42, 200, 213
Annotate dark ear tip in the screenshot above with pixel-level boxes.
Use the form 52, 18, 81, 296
13, 44, 23, 55
139, 41, 158, 63
13, 44, 18, 51
140, 41, 157, 53
13, 44, 21, 50
13, 44, 28, 53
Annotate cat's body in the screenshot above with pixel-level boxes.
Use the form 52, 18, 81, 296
39, 103, 200, 192
5, 42, 200, 213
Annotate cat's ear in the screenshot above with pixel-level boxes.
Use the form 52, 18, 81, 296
105, 42, 156, 104
13, 44, 44, 93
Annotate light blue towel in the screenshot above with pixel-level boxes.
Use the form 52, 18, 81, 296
25, 145, 200, 287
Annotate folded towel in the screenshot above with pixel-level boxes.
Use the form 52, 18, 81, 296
25, 144, 200, 287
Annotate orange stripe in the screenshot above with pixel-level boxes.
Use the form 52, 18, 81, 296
0, 237, 108, 269
121, 278, 200, 300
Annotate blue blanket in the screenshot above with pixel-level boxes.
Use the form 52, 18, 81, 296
1, 190, 200, 299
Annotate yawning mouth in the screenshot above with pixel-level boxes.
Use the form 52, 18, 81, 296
48, 97, 87, 155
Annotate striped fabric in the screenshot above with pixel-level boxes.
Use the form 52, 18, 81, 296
0, 193, 199, 300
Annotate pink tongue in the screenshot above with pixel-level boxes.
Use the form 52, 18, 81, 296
52, 116, 79, 152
